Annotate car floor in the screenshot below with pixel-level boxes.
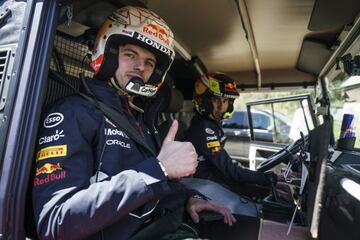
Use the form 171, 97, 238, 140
258, 219, 310, 240
197, 215, 260, 240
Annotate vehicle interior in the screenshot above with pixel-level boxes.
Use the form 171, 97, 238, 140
0, 0, 360, 239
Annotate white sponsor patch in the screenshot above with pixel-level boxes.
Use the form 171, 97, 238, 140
106, 139, 131, 148
206, 135, 217, 141
139, 85, 157, 95
44, 113, 64, 128
104, 128, 129, 138
205, 128, 215, 135
39, 130, 65, 145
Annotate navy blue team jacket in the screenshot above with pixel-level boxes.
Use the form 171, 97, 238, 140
32, 78, 193, 240
185, 113, 270, 186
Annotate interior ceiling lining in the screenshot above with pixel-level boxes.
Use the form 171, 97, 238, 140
146, 0, 255, 73
60, 0, 329, 89
147, 0, 316, 85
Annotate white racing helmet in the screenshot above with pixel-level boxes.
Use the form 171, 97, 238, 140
90, 6, 175, 97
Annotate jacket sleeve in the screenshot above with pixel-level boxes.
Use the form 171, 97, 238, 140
206, 149, 270, 185
32, 98, 172, 240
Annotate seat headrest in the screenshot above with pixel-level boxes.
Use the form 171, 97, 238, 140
157, 84, 184, 113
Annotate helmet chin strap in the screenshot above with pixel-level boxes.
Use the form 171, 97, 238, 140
109, 76, 123, 92
109, 76, 145, 112
125, 76, 157, 97
109, 75, 158, 97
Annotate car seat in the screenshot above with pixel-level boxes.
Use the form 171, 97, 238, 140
156, 83, 187, 142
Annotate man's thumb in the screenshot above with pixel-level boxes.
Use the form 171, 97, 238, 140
163, 120, 178, 143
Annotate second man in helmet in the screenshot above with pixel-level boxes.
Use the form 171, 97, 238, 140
185, 72, 276, 197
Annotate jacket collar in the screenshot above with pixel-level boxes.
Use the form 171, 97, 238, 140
86, 78, 126, 112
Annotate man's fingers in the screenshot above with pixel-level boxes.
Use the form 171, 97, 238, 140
231, 214, 237, 223
190, 210, 200, 223
162, 120, 178, 144
206, 203, 236, 226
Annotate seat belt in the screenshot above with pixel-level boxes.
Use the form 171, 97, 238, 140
80, 93, 156, 156
49, 71, 156, 156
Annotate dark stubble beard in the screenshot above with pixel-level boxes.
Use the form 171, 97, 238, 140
212, 112, 224, 122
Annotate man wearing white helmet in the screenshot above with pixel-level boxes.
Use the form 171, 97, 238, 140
32, 6, 235, 240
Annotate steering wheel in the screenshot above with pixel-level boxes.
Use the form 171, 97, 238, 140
256, 137, 307, 172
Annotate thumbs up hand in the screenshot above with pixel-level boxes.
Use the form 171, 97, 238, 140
157, 120, 198, 179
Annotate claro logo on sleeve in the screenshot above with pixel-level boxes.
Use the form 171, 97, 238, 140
44, 112, 64, 128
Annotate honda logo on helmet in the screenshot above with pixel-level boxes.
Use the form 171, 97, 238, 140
136, 33, 174, 58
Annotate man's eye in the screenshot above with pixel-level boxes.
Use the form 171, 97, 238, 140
146, 61, 155, 69
124, 52, 135, 59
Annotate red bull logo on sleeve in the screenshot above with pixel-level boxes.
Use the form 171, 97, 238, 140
34, 170, 66, 187
35, 163, 62, 176
143, 23, 170, 45
36, 145, 67, 162
34, 163, 66, 186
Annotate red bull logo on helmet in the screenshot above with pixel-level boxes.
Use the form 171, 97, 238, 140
143, 23, 170, 46
224, 82, 237, 92
35, 163, 62, 176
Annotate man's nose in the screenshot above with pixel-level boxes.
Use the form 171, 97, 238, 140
219, 102, 227, 111
216, 102, 223, 110
134, 59, 145, 72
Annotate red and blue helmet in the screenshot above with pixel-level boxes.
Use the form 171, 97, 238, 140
193, 72, 239, 118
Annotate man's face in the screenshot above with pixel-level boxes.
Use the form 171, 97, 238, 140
114, 44, 157, 88
210, 96, 229, 122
